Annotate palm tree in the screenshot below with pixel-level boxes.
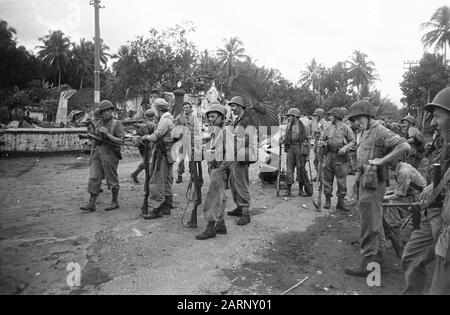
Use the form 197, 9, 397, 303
346, 50, 377, 100
72, 39, 94, 89
421, 6, 450, 64
216, 37, 247, 81
37, 30, 71, 86
299, 58, 325, 103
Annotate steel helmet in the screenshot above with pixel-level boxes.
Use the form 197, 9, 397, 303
313, 108, 325, 117
287, 108, 301, 118
145, 109, 156, 118
425, 87, 450, 114
98, 100, 115, 112
328, 107, 345, 120
154, 98, 170, 111
205, 102, 227, 117
228, 96, 248, 108
401, 115, 416, 125
348, 101, 374, 121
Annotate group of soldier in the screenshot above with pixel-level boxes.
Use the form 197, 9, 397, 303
78, 84, 450, 294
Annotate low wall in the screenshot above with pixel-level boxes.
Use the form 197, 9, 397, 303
0, 128, 89, 153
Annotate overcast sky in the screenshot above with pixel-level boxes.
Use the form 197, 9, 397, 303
1, 0, 446, 106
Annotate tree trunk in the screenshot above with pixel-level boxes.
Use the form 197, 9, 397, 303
58, 71, 61, 87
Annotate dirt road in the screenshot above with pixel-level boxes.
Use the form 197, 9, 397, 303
0, 155, 404, 295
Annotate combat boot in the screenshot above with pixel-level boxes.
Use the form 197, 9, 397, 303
80, 194, 97, 212
196, 222, 216, 240
105, 187, 120, 211
143, 209, 163, 220
304, 184, 314, 197
298, 186, 308, 197
237, 214, 251, 226
344, 256, 374, 277
283, 185, 292, 197
227, 207, 243, 217
336, 198, 351, 212
176, 175, 183, 184
324, 196, 332, 209
215, 219, 228, 235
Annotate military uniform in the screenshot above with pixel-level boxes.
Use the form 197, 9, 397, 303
284, 109, 313, 196
312, 113, 329, 173
401, 117, 425, 169
142, 101, 176, 219
320, 119, 355, 204
174, 111, 196, 182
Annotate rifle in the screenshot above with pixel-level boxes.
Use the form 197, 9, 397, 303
183, 131, 203, 229
79, 133, 122, 147
141, 139, 150, 216
313, 148, 323, 212
276, 139, 282, 197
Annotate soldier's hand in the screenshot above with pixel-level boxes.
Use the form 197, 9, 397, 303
338, 147, 347, 155
142, 135, 151, 142
99, 127, 108, 135
419, 184, 433, 206
369, 158, 385, 166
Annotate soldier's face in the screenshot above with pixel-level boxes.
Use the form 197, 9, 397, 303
431, 108, 450, 131
183, 105, 192, 115
353, 116, 369, 129
207, 113, 221, 126
329, 115, 335, 123
402, 121, 410, 129
231, 104, 243, 116
101, 109, 113, 120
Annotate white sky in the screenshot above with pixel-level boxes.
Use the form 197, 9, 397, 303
0, 0, 446, 106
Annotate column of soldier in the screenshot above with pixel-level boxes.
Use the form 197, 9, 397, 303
80, 86, 450, 295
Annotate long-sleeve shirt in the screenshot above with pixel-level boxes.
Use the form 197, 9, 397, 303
394, 162, 427, 197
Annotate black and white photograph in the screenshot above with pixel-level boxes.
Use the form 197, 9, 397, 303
0, 0, 449, 298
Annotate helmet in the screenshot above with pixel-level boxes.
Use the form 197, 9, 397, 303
401, 115, 415, 125
145, 109, 156, 118
340, 107, 349, 116
205, 102, 227, 117
228, 96, 248, 108
98, 100, 115, 112
154, 98, 169, 111
313, 108, 325, 117
348, 101, 373, 121
425, 87, 450, 113
328, 107, 345, 120
287, 108, 301, 118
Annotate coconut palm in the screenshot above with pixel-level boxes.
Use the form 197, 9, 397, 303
216, 37, 247, 80
299, 58, 325, 103
72, 39, 94, 89
37, 30, 71, 86
421, 6, 450, 64
346, 50, 377, 100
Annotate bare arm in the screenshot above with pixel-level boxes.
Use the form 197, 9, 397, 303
369, 142, 410, 166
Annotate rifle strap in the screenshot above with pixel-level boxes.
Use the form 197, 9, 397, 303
424, 168, 450, 209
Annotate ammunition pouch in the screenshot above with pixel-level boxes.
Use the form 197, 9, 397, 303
158, 141, 175, 165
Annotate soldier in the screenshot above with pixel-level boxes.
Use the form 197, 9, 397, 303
341, 107, 358, 175
196, 103, 230, 240
319, 108, 356, 211
131, 109, 157, 184
401, 115, 425, 169
401, 87, 450, 294
344, 100, 410, 277
141, 98, 176, 220
383, 160, 427, 239
175, 102, 195, 184
311, 108, 328, 176
283, 108, 313, 197
224, 96, 258, 226
80, 100, 125, 212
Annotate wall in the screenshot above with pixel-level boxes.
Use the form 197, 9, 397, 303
0, 128, 88, 153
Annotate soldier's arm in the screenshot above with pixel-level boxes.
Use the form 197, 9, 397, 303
341, 125, 356, 152
104, 122, 124, 145
144, 119, 170, 143
369, 131, 410, 165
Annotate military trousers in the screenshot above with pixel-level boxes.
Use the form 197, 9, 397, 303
88, 146, 120, 195
286, 145, 310, 187
148, 148, 174, 211
401, 211, 442, 294
358, 180, 387, 258
323, 153, 349, 198
203, 161, 250, 223
429, 255, 450, 295
384, 195, 414, 228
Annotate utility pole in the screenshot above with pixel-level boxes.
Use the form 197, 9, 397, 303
90, 0, 103, 106
403, 60, 419, 70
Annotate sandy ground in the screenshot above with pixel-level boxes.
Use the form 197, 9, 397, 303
0, 153, 405, 295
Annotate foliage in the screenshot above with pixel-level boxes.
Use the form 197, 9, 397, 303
421, 6, 450, 62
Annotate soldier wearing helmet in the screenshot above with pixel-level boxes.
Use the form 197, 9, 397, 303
318, 107, 356, 212
80, 100, 125, 213
282, 108, 313, 197
141, 98, 176, 220
130, 109, 158, 184
344, 100, 410, 278
402, 87, 450, 295
400, 115, 425, 169
196, 97, 257, 240
311, 108, 329, 176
